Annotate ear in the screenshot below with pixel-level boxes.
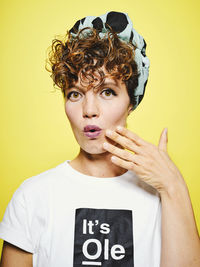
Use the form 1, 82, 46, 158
127, 104, 134, 116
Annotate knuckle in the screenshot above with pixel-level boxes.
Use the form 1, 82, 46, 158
123, 138, 133, 149
110, 145, 115, 153
121, 150, 127, 158
134, 135, 140, 143
113, 134, 118, 141
129, 162, 135, 171
123, 128, 128, 134
147, 144, 158, 155
130, 155, 137, 164
142, 140, 151, 149
144, 157, 153, 166
149, 143, 157, 150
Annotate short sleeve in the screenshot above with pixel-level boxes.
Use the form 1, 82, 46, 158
0, 182, 35, 253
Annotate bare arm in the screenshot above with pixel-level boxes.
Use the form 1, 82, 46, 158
0, 241, 33, 267
102, 126, 200, 265
160, 182, 200, 267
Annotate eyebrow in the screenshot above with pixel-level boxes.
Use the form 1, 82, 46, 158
67, 81, 119, 92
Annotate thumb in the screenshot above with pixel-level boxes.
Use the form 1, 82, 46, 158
158, 128, 168, 152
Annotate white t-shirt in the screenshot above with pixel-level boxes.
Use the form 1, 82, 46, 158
0, 160, 162, 266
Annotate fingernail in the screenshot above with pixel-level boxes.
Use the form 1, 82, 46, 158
103, 142, 109, 149
111, 156, 117, 162
106, 130, 113, 136
116, 125, 123, 132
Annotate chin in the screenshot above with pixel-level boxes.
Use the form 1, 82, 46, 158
81, 144, 106, 155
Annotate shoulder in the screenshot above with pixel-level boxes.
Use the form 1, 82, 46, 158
14, 160, 69, 201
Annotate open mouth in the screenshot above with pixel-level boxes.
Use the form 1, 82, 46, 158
84, 129, 102, 138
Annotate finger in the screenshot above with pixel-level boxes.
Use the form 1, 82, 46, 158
105, 130, 142, 154
115, 126, 148, 146
109, 155, 141, 173
158, 128, 168, 152
103, 142, 139, 163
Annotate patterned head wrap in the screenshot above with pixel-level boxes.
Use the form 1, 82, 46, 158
69, 11, 150, 110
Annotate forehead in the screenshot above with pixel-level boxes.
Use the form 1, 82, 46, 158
69, 64, 123, 91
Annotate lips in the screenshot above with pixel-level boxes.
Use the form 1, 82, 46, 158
83, 125, 102, 138
84, 125, 102, 132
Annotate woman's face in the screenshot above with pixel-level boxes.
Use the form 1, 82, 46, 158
64, 65, 133, 155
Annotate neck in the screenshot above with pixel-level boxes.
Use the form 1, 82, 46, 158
69, 148, 128, 178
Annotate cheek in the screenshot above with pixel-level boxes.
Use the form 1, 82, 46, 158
104, 103, 129, 124
65, 103, 80, 126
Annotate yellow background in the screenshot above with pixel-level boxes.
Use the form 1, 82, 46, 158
0, 0, 200, 256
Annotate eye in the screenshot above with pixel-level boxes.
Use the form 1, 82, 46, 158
66, 91, 81, 101
101, 88, 117, 98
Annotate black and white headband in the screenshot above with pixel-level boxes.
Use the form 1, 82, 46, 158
69, 11, 150, 110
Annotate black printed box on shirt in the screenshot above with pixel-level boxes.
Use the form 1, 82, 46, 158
73, 208, 134, 266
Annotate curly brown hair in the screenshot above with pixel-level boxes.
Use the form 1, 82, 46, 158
45, 26, 140, 110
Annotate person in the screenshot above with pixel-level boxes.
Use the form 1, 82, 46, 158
0, 11, 200, 267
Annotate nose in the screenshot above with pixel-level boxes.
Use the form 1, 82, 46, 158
82, 91, 100, 118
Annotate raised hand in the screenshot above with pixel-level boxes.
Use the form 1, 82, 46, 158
103, 126, 186, 195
